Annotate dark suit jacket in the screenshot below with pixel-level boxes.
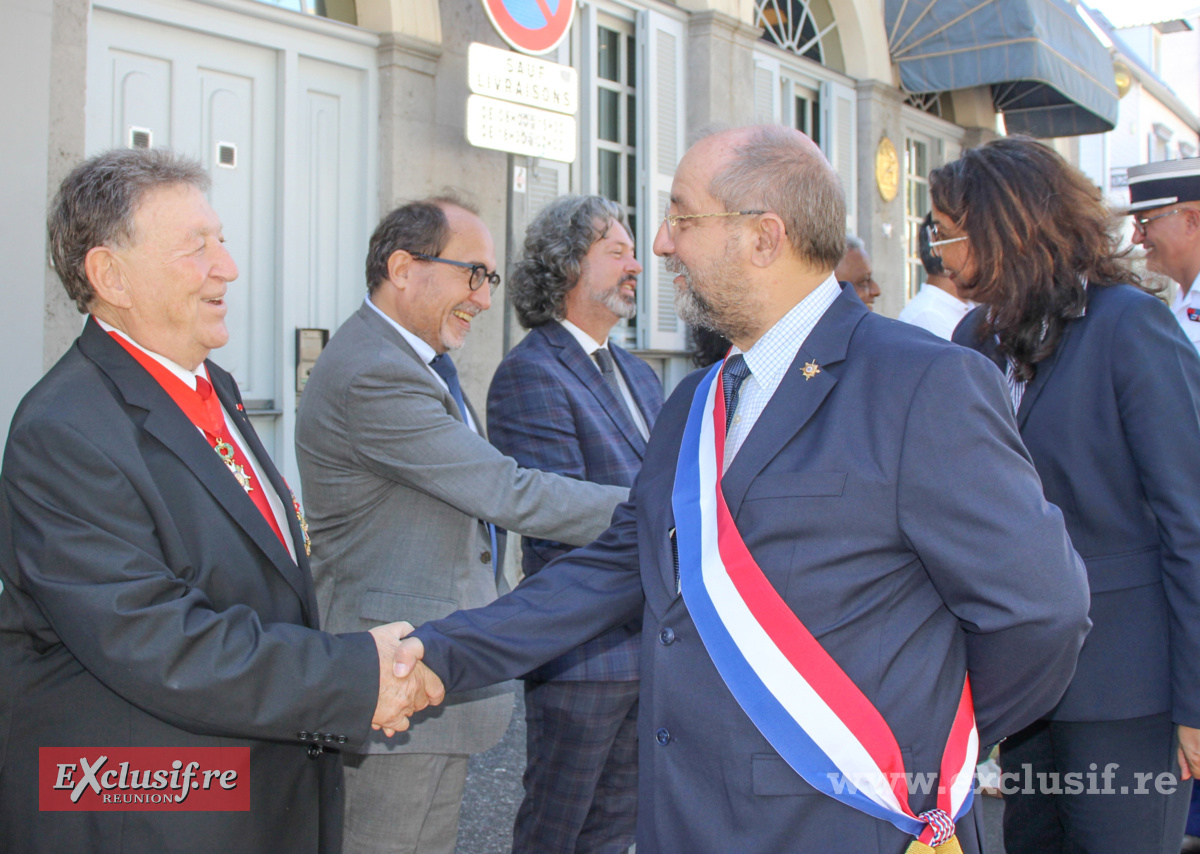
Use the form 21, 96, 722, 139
487, 321, 663, 681
0, 319, 379, 854
417, 284, 1091, 853
955, 284, 1200, 724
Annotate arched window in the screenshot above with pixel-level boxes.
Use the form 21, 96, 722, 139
755, 0, 843, 71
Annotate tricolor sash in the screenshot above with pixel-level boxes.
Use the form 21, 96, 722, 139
670, 361, 978, 852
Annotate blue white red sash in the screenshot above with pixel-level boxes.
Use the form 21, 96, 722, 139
670, 361, 978, 849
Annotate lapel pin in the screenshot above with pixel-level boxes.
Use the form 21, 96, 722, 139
802, 360, 821, 381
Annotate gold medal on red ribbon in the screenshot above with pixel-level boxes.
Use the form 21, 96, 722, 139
215, 440, 253, 493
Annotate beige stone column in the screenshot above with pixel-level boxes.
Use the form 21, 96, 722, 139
684, 9, 764, 131
45, 0, 91, 369
854, 79, 908, 318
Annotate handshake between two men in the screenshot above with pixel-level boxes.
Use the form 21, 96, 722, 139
367, 622, 444, 737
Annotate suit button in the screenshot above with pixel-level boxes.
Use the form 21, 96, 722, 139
324, 733, 335, 743
480, 551, 492, 564
659, 627, 675, 645
338, 735, 348, 744
656, 728, 670, 746
298, 731, 309, 741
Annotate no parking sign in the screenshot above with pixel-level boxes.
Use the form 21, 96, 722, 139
481, 0, 575, 55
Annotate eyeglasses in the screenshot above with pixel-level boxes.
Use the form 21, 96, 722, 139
409, 252, 501, 293
924, 222, 969, 258
662, 208, 765, 238
1132, 208, 1187, 233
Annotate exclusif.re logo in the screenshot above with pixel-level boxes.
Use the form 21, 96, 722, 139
39, 747, 251, 811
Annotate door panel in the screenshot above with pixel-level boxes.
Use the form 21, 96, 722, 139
87, 0, 377, 484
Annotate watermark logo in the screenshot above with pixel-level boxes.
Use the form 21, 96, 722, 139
39, 747, 250, 811
824, 763, 1179, 798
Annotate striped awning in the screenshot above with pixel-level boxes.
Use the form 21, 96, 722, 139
886, 0, 1119, 137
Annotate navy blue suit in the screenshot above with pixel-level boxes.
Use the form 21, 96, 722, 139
955, 283, 1200, 854
487, 321, 663, 681
487, 320, 663, 852
418, 285, 1090, 854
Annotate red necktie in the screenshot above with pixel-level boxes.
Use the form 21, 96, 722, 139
108, 332, 290, 551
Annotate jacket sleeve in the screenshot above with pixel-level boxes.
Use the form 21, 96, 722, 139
0, 415, 381, 747
897, 346, 1092, 746
414, 491, 645, 692
1111, 296, 1200, 727
347, 357, 625, 547
486, 353, 584, 569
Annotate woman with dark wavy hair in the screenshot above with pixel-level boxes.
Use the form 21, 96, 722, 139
933, 136, 1200, 854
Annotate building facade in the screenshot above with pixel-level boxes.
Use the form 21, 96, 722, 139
3, 0, 1120, 488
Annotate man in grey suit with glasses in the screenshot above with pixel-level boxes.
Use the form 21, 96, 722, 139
295, 196, 627, 854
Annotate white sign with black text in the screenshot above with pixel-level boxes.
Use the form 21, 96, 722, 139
466, 95, 577, 163
467, 42, 577, 115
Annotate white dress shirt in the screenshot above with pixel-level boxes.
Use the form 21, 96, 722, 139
97, 318, 296, 561
724, 275, 842, 472
365, 295, 479, 433
1171, 273, 1200, 357
897, 284, 972, 341
559, 318, 650, 439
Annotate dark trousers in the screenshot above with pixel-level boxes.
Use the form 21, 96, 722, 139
1000, 714, 1191, 854
514, 679, 639, 854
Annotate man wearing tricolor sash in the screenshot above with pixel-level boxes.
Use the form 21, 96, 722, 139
404, 126, 1092, 853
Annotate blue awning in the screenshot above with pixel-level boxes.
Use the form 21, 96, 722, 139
886, 0, 1119, 137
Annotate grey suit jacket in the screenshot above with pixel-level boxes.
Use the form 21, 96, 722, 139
295, 303, 627, 754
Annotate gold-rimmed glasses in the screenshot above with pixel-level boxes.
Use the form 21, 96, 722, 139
662, 208, 765, 238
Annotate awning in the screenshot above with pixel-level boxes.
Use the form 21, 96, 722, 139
886, 0, 1119, 137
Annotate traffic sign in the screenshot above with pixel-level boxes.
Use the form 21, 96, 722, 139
468, 43, 577, 115
481, 0, 575, 56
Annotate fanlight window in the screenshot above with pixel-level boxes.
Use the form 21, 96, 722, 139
755, 0, 843, 70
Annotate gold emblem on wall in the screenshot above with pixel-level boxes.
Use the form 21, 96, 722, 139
875, 137, 900, 203
1114, 62, 1132, 99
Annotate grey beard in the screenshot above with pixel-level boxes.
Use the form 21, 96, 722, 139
599, 280, 638, 319
668, 257, 754, 341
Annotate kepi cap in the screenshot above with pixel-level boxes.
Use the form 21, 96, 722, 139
1125, 158, 1200, 212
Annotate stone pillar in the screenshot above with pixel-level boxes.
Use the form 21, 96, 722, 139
685, 10, 764, 132
44, 0, 91, 369
376, 33, 442, 212
952, 86, 1002, 150
854, 79, 908, 319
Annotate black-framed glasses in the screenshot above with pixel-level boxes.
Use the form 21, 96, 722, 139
924, 222, 968, 259
662, 207, 766, 238
409, 252, 501, 293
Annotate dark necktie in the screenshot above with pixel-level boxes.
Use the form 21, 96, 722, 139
429, 354, 467, 422
593, 348, 634, 418
722, 354, 752, 434
429, 353, 499, 579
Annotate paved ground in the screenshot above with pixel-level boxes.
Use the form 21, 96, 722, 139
457, 685, 525, 854
456, 685, 1008, 853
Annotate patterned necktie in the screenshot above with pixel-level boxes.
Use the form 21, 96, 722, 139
722, 354, 752, 433
429, 353, 499, 579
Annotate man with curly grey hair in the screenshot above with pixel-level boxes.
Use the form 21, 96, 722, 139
487, 194, 663, 854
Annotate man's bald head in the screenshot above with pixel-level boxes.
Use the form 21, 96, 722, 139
693, 125, 846, 271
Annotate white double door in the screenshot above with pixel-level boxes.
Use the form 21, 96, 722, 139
87, 0, 377, 483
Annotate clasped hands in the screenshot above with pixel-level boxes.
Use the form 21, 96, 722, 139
369, 622, 443, 737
